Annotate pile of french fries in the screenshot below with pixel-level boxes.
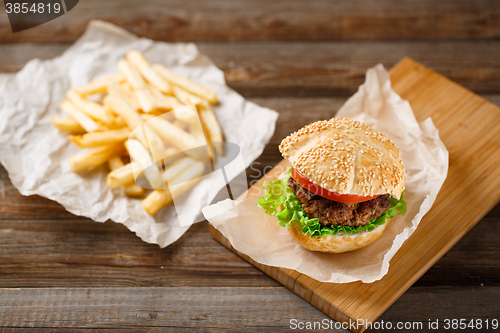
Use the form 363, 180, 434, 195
51, 50, 223, 215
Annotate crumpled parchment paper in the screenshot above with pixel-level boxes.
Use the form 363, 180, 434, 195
203, 64, 448, 283
0, 20, 278, 248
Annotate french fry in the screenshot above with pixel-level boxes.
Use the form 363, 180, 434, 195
107, 82, 139, 110
108, 157, 144, 197
108, 156, 127, 174
173, 105, 206, 146
170, 106, 206, 147
115, 110, 168, 162
107, 82, 128, 100
142, 189, 172, 215
191, 123, 207, 146
125, 139, 165, 190
104, 95, 143, 130
135, 123, 169, 162
142, 160, 204, 215
117, 60, 157, 112
172, 103, 200, 127
171, 87, 222, 150
134, 87, 157, 113
97, 123, 126, 131
68, 143, 126, 172
146, 124, 170, 161
106, 162, 140, 188
165, 146, 180, 158
122, 184, 144, 197
142, 115, 202, 159
165, 95, 185, 109
118, 59, 146, 89
102, 113, 127, 130
66, 89, 113, 125
172, 85, 203, 106
163, 157, 196, 181
75, 73, 125, 95
153, 63, 217, 104
51, 116, 86, 134
120, 82, 141, 110
140, 114, 154, 122
149, 85, 173, 110
172, 119, 187, 130
126, 50, 171, 94
102, 105, 119, 129
68, 127, 131, 148
171, 160, 205, 185
142, 110, 168, 118
60, 99, 99, 132
199, 103, 224, 155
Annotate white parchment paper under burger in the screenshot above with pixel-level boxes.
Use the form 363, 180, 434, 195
0, 20, 278, 247
203, 64, 449, 283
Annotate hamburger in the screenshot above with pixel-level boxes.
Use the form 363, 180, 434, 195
258, 118, 407, 253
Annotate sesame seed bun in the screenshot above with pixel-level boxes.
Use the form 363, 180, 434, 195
287, 219, 389, 253
279, 118, 405, 199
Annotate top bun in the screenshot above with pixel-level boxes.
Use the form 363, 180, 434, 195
279, 118, 405, 199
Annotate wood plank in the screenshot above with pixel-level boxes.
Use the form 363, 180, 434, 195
0, 287, 333, 331
379, 286, 500, 321
0, 287, 497, 331
204, 42, 500, 96
209, 58, 500, 332
1, 42, 500, 96
0, 218, 279, 288
0, 0, 499, 42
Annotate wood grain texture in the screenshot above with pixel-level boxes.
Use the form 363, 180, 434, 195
202, 42, 500, 96
0, 287, 333, 331
209, 58, 500, 332
1, 0, 500, 42
0, 287, 498, 332
2, 41, 500, 96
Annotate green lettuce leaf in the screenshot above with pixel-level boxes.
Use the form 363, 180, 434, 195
257, 168, 407, 238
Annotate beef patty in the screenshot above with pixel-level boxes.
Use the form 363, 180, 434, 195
287, 177, 390, 228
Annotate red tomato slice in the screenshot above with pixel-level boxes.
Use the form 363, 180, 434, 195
291, 167, 379, 204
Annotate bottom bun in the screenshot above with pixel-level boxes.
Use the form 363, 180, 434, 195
287, 221, 390, 254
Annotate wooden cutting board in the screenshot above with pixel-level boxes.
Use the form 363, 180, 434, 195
209, 58, 500, 333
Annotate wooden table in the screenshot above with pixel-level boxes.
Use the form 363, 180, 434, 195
1, 1, 499, 332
